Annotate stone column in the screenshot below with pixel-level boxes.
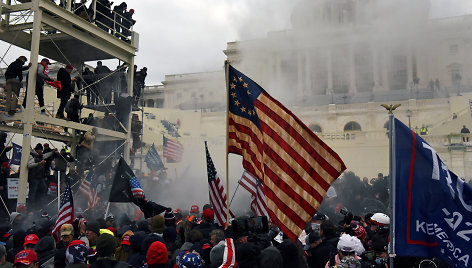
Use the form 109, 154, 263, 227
297, 52, 304, 97
372, 42, 381, 92
349, 43, 357, 94
407, 46, 413, 89
381, 48, 390, 91
327, 47, 333, 92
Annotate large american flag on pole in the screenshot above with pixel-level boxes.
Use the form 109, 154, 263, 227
205, 141, 234, 226
78, 170, 98, 209
52, 181, 74, 242
238, 170, 269, 218
226, 64, 346, 241
163, 136, 184, 162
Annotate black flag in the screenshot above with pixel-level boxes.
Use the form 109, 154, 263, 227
109, 158, 135, 202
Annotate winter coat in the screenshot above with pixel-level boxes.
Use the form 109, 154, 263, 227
5, 58, 28, 81
57, 68, 73, 97
90, 258, 132, 268
307, 234, 339, 268
36, 236, 56, 267
27, 151, 54, 181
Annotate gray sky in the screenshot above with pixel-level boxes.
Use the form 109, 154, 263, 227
1, 0, 472, 85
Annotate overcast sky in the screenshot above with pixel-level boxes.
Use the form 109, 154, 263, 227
1, 0, 472, 85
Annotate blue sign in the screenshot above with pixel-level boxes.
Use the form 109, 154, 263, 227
394, 118, 472, 267
10, 143, 22, 165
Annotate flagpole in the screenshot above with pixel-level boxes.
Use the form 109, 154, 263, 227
382, 104, 400, 268
57, 171, 61, 212
224, 60, 230, 226
228, 182, 240, 207
104, 202, 110, 220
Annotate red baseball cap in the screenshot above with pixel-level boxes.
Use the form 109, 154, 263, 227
14, 250, 37, 265
190, 205, 199, 213
41, 58, 51, 65
24, 234, 39, 246
121, 235, 131, 246
65, 64, 74, 70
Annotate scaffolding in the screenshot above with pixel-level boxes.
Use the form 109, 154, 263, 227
0, 0, 138, 207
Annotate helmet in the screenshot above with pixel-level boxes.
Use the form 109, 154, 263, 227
370, 213, 390, 226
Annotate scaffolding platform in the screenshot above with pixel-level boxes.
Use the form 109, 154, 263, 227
0, 0, 138, 206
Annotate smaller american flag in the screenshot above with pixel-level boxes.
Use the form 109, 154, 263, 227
79, 170, 98, 209
238, 170, 269, 218
219, 238, 237, 268
130, 176, 144, 199
52, 181, 74, 242
205, 141, 234, 226
163, 136, 184, 162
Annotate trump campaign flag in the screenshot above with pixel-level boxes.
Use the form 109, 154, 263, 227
10, 143, 21, 165
394, 118, 472, 267
145, 144, 165, 172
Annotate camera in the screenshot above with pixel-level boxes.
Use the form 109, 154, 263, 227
231, 216, 269, 238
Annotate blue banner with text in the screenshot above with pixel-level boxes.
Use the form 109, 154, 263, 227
394, 118, 472, 267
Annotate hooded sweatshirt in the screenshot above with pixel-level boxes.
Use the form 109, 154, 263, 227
35, 236, 56, 267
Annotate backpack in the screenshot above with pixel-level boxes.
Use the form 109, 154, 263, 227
337, 256, 362, 268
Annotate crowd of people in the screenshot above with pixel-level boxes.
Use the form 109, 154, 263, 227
4, 55, 147, 130
0, 131, 452, 268
52, 0, 136, 42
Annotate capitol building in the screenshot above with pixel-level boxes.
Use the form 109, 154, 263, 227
142, 0, 472, 180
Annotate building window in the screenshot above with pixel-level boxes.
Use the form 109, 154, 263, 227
176, 92, 182, 99
449, 44, 458, 54
344, 121, 361, 131
309, 124, 322, 133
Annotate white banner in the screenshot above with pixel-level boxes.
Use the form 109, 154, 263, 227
7, 178, 29, 199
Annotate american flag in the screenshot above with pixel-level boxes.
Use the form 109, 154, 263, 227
238, 170, 269, 218
219, 238, 237, 268
227, 64, 346, 241
78, 170, 98, 209
130, 176, 144, 199
163, 136, 184, 162
205, 141, 234, 226
52, 181, 74, 242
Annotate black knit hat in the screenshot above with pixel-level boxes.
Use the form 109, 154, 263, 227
96, 233, 117, 257
85, 221, 100, 235
34, 143, 43, 151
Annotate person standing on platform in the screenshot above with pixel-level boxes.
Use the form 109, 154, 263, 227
23, 58, 54, 115
4, 56, 31, 116
66, 94, 83, 123
56, 64, 76, 119
94, 61, 112, 104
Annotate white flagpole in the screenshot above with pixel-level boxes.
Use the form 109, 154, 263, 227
225, 60, 230, 226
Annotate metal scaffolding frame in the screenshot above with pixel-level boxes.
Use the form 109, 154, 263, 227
0, 0, 138, 206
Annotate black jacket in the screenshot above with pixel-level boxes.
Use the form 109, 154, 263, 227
5, 58, 28, 81
307, 234, 339, 268
57, 68, 73, 97
66, 98, 83, 116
